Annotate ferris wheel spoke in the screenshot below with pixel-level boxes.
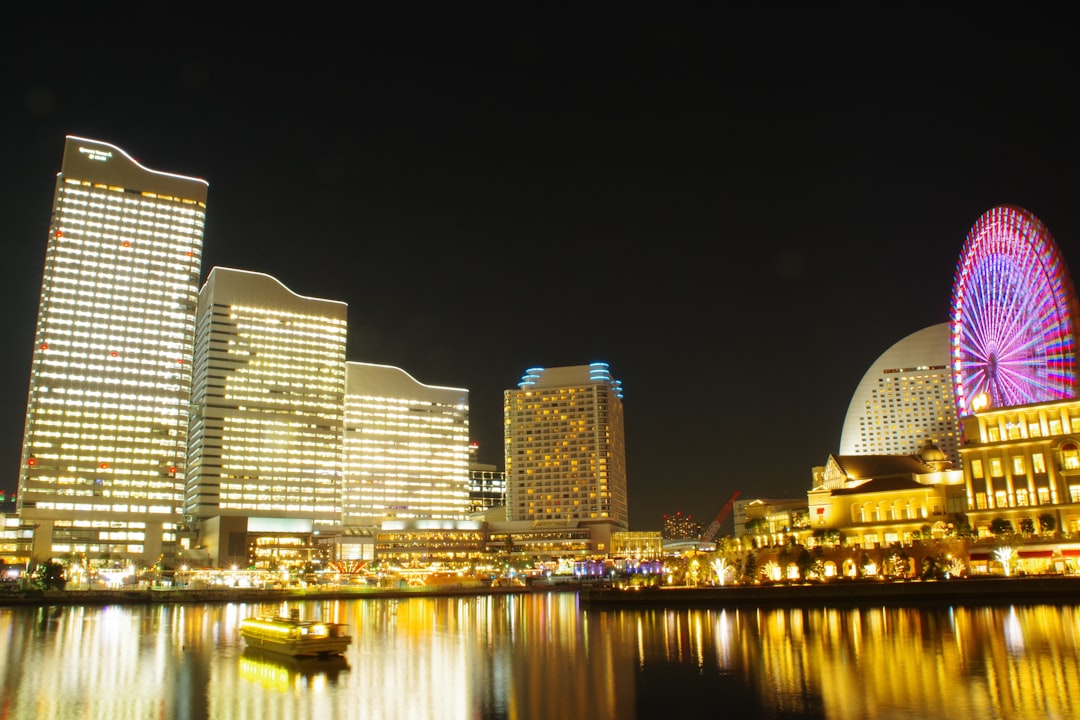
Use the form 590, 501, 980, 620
951, 205, 1079, 414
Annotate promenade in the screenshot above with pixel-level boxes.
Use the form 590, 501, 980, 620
4, 575, 1079, 609
580, 575, 1080, 609
0, 583, 539, 607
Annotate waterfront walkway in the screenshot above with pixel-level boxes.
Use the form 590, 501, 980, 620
579, 575, 1080, 609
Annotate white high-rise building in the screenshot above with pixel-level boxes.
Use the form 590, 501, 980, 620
343, 362, 471, 527
503, 363, 628, 526
838, 323, 959, 465
184, 268, 348, 564
17, 136, 208, 565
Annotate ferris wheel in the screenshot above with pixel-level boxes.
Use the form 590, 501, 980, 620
951, 205, 1080, 416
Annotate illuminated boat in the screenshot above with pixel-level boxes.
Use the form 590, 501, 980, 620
239, 610, 352, 657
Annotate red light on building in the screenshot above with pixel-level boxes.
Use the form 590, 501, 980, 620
99, 462, 109, 469
54, 230, 62, 238
27, 458, 37, 467
110, 351, 119, 357
122, 241, 131, 248
39, 343, 48, 350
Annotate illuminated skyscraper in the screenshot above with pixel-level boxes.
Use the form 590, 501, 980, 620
342, 362, 470, 526
184, 268, 347, 564
838, 323, 959, 465
503, 363, 628, 526
17, 136, 207, 565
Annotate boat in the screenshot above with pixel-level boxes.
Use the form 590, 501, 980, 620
239, 609, 352, 657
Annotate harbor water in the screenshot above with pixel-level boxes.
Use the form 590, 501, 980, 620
1, 590, 1078, 719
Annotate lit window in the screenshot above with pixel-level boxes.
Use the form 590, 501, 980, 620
1033, 453, 1046, 474
1063, 443, 1080, 470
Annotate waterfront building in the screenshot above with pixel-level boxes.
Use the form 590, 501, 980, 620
611, 530, 664, 560
184, 267, 348, 567
736, 497, 813, 538
839, 323, 959, 465
468, 442, 506, 514
958, 397, 1080, 570
503, 363, 629, 527
342, 362, 470, 530
17, 136, 208, 566
806, 442, 966, 549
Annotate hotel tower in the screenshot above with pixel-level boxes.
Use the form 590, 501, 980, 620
184, 268, 348, 566
17, 136, 208, 565
503, 363, 629, 526
342, 362, 471, 528
838, 323, 959, 465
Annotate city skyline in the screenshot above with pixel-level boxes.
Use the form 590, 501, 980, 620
3, 8, 1080, 530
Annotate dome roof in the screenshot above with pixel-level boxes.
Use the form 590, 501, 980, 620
919, 440, 947, 464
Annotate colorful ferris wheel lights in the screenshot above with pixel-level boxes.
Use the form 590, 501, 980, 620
950, 205, 1080, 416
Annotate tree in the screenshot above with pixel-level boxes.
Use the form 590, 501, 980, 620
29, 561, 66, 591
1038, 513, 1057, 535
742, 551, 758, 583
795, 548, 813, 580
990, 518, 1014, 538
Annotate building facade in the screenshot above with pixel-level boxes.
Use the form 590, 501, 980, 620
958, 398, 1080, 537
503, 363, 628, 527
17, 136, 208, 566
184, 268, 348, 566
342, 362, 471, 528
838, 323, 959, 465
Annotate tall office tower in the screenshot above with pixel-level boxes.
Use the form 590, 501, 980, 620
838, 323, 959, 465
503, 363, 629, 526
184, 268, 347, 563
17, 136, 208, 565
342, 362, 471, 526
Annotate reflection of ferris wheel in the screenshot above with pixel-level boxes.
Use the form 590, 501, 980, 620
951, 205, 1080, 416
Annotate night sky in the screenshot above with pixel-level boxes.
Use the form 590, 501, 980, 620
2, 7, 1079, 530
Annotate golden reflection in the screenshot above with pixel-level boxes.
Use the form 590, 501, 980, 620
0, 596, 1078, 719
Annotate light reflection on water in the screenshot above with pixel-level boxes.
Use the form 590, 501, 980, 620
0, 593, 1078, 719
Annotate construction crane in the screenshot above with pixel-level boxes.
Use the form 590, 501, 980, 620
700, 490, 740, 543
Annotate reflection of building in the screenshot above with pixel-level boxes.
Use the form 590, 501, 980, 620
18, 136, 208, 566
342, 362, 470, 528
958, 398, 1080, 569
184, 267, 348, 567
839, 323, 959, 465
504, 363, 628, 527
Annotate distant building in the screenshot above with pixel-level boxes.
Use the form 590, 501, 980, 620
184, 267, 348, 567
342, 362, 471, 527
661, 511, 702, 540
17, 136, 208, 566
503, 363, 628, 528
838, 323, 959, 466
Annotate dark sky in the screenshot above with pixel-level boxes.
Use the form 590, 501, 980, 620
2, 6, 1079, 530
